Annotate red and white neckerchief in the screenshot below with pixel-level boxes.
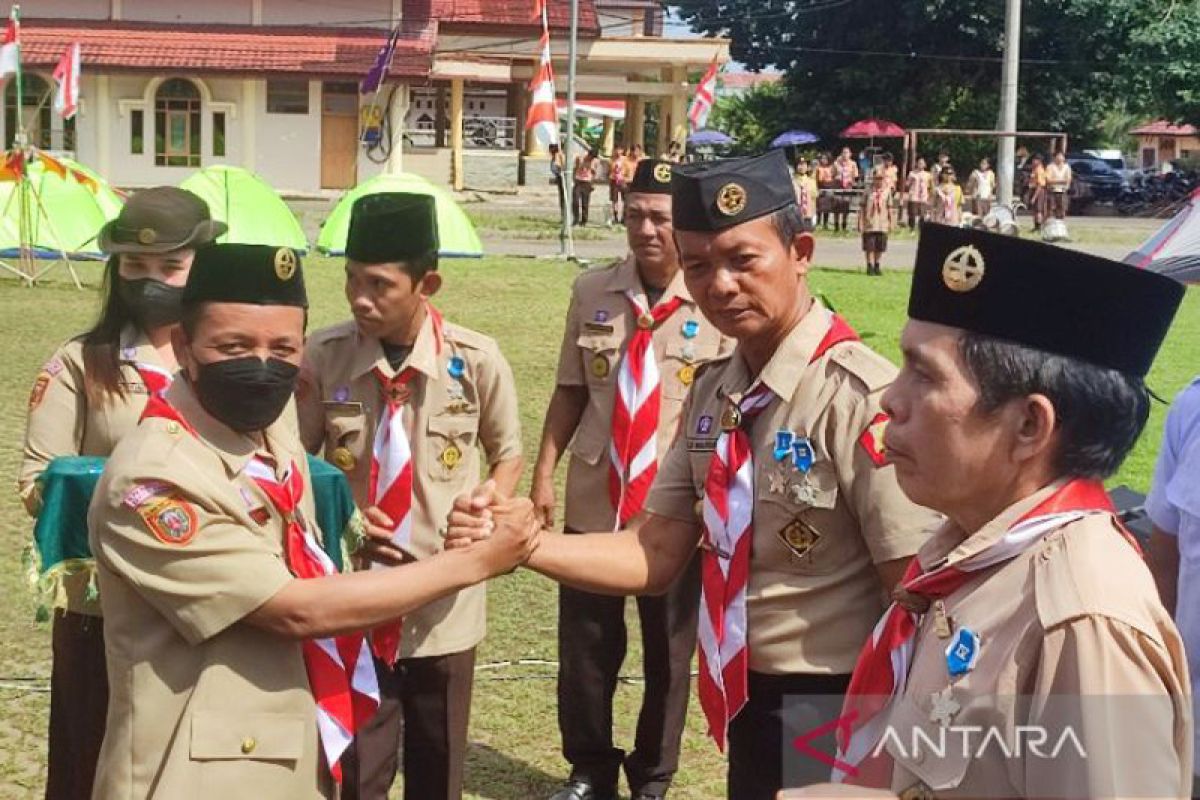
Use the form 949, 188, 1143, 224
909, 172, 929, 204
698, 308, 860, 751
834, 479, 1123, 786
608, 289, 684, 528
139, 398, 380, 784
123, 347, 173, 398
367, 305, 444, 666
246, 457, 380, 784
796, 180, 813, 218
939, 187, 958, 221
869, 189, 887, 220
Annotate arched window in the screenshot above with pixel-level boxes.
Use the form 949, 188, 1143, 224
5, 74, 74, 150
155, 78, 201, 167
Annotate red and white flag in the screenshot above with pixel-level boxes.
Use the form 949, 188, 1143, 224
532, 0, 546, 21
687, 55, 720, 131
52, 43, 81, 119
0, 14, 19, 82
525, 27, 559, 147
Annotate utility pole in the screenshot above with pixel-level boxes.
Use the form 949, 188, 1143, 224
996, 0, 1021, 206
560, 0, 579, 259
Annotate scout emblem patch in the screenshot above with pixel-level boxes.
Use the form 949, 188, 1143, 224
929, 686, 961, 728
945, 627, 981, 677
594, 309, 609, 323
942, 244, 985, 293
653, 162, 672, 184
139, 495, 198, 546
440, 444, 462, 469
858, 412, 889, 467
274, 247, 298, 281
778, 516, 821, 559
333, 385, 351, 403
590, 353, 611, 379
332, 446, 357, 471
677, 364, 696, 386
27, 372, 51, 411
791, 437, 815, 473
137, 227, 157, 245
773, 430, 794, 461
697, 414, 714, 435
716, 182, 748, 217
41, 356, 64, 377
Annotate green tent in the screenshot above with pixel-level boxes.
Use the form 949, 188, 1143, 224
317, 172, 483, 258
0, 155, 123, 260
181, 165, 307, 251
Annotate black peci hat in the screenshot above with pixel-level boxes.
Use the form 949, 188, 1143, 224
183, 244, 308, 309
909, 224, 1183, 377
672, 150, 797, 232
345, 192, 439, 265
628, 159, 675, 195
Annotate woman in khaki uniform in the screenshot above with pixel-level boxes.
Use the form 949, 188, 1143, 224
17, 187, 224, 800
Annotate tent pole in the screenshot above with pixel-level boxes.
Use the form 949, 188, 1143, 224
28, 175, 83, 289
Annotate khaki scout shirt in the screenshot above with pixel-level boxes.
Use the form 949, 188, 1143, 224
555, 255, 734, 532
297, 313, 522, 659
88, 380, 328, 800
888, 483, 1192, 799
645, 301, 938, 675
20, 327, 172, 615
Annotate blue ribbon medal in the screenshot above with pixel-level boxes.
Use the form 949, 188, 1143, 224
945, 627, 981, 677
448, 356, 466, 379
773, 430, 795, 461
791, 437, 815, 473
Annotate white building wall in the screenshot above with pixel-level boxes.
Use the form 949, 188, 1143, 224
261, 0, 391, 26
24, 0, 108, 19
122, 0, 253, 25
253, 79, 322, 193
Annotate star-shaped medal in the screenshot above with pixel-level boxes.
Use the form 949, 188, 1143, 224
929, 686, 960, 728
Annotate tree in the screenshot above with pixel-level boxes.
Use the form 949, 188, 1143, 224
676, 0, 1200, 161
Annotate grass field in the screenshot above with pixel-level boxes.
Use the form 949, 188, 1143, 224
0, 258, 1196, 798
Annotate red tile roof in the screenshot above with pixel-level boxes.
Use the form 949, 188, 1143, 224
20, 18, 436, 77
434, 0, 599, 35
1131, 119, 1199, 136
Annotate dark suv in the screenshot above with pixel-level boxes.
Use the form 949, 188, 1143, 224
1066, 155, 1125, 207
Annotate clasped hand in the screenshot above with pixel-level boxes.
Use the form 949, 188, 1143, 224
443, 480, 542, 573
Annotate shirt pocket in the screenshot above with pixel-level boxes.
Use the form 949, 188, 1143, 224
190, 711, 306, 762
322, 401, 369, 475
755, 458, 843, 576
885, 692, 972, 791
577, 332, 623, 387
425, 413, 480, 482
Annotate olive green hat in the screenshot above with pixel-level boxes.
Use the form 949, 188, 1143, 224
98, 186, 227, 255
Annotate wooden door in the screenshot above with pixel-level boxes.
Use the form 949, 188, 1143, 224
321, 82, 359, 189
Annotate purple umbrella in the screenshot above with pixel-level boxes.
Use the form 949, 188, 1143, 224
771, 130, 819, 148
688, 129, 736, 147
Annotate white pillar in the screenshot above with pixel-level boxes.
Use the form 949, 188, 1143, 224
110, 0, 122, 19
251, 0, 262, 24
385, 83, 409, 175
96, 74, 111, 178
996, 0, 1021, 206
242, 79, 257, 172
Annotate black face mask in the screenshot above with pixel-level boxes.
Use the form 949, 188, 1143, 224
117, 277, 186, 329
191, 356, 299, 433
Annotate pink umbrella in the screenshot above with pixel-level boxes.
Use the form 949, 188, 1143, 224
840, 118, 906, 138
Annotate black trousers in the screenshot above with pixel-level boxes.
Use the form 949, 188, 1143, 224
727, 671, 852, 800
557, 545, 701, 796
343, 648, 476, 800
46, 610, 107, 800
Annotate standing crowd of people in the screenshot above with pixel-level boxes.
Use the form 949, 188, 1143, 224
548, 141, 687, 229
14, 143, 1193, 800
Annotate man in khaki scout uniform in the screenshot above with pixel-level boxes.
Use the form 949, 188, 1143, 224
297, 193, 523, 800
19, 187, 224, 800
88, 244, 534, 800
810, 225, 1191, 800
531, 158, 734, 800
446, 150, 939, 800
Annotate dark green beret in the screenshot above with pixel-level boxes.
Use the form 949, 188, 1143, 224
672, 150, 796, 232
346, 192, 439, 265
629, 159, 675, 195
909, 223, 1183, 378
183, 244, 308, 308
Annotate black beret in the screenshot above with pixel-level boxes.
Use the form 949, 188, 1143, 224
346, 192, 439, 265
672, 150, 796, 232
629, 158, 675, 195
183, 244, 308, 309
909, 224, 1183, 377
